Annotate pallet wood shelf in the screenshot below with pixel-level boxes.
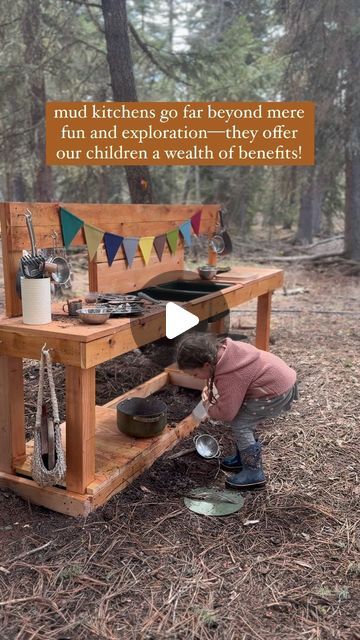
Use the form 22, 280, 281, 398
0, 202, 284, 515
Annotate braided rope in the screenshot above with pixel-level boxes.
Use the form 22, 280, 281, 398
31, 347, 66, 487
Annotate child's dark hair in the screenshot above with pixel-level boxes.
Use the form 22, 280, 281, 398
176, 333, 222, 403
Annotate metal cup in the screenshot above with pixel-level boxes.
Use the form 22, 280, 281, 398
63, 299, 82, 316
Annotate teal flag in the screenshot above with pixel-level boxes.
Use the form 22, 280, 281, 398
60, 207, 83, 247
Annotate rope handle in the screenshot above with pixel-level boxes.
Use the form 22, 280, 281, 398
34, 346, 59, 432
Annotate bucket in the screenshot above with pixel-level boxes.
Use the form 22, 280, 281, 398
20, 277, 52, 325
117, 397, 167, 438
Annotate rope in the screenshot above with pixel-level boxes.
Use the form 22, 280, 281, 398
31, 346, 66, 487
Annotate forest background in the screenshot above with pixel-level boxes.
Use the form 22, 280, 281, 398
0, 0, 359, 260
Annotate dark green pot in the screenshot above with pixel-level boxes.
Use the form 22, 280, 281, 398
117, 397, 167, 438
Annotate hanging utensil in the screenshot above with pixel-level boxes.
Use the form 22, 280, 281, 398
209, 210, 233, 256
46, 230, 71, 286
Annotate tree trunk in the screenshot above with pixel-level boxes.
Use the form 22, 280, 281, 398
22, 0, 52, 201
101, 0, 153, 204
344, 1, 360, 261
295, 167, 315, 244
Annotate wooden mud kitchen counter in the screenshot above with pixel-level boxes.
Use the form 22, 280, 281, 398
0, 202, 283, 516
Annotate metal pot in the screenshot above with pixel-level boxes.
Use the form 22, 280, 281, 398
209, 210, 233, 256
117, 397, 167, 438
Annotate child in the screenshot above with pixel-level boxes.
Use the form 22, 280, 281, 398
176, 333, 297, 489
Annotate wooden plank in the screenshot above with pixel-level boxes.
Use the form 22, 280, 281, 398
256, 291, 272, 351
104, 371, 169, 408
91, 250, 184, 293
90, 415, 197, 507
0, 472, 92, 517
6, 203, 218, 251
165, 366, 205, 391
65, 366, 96, 493
0, 330, 83, 366
0, 356, 26, 473
0, 203, 22, 317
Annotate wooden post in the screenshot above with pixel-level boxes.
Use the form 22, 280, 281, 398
65, 366, 96, 493
0, 355, 26, 472
256, 291, 272, 350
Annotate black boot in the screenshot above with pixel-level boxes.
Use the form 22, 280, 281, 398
220, 447, 242, 471
225, 443, 266, 489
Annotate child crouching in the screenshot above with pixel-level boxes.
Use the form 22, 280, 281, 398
176, 333, 297, 489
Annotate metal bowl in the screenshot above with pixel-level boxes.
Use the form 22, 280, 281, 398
197, 265, 218, 280
193, 434, 220, 459
76, 307, 110, 324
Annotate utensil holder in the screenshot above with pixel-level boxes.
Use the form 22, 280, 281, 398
21, 277, 52, 325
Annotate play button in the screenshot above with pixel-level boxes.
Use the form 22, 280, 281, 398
165, 302, 199, 339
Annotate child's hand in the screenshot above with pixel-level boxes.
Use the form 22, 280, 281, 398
202, 386, 209, 403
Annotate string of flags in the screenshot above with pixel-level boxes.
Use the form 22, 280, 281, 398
59, 206, 202, 268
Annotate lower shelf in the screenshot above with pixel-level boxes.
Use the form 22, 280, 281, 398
1, 376, 201, 517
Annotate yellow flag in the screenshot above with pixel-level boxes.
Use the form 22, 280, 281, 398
139, 236, 155, 265
84, 223, 104, 261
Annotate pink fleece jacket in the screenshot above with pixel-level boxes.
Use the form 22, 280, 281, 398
207, 338, 296, 422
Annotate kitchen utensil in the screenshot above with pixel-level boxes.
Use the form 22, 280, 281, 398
117, 397, 167, 438
216, 266, 231, 274
24, 209, 38, 256
101, 303, 144, 317
137, 291, 167, 306
209, 210, 233, 255
197, 265, 218, 280
46, 231, 71, 286
76, 307, 110, 324
184, 487, 244, 516
20, 253, 46, 278
63, 299, 82, 316
193, 434, 220, 459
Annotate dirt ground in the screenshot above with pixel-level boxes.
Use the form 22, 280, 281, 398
0, 250, 359, 639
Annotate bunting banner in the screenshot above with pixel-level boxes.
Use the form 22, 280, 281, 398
166, 228, 179, 254
58, 206, 202, 268
153, 234, 167, 261
84, 224, 104, 261
60, 207, 83, 247
139, 236, 155, 265
190, 209, 202, 236
179, 221, 192, 247
104, 232, 124, 266
122, 237, 138, 267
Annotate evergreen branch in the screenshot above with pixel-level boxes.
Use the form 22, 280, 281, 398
63, 0, 101, 8
128, 21, 191, 86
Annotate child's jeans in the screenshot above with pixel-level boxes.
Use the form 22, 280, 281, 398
229, 383, 298, 450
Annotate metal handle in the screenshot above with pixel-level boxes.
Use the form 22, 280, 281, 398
137, 292, 166, 306
24, 209, 37, 256
133, 414, 164, 423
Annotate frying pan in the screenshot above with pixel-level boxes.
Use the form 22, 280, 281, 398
210, 210, 233, 256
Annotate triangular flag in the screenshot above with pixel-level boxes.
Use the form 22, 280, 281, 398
123, 237, 138, 267
153, 235, 166, 261
166, 228, 179, 254
84, 223, 104, 261
104, 232, 124, 266
191, 209, 202, 236
179, 221, 192, 247
139, 236, 154, 265
60, 207, 83, 247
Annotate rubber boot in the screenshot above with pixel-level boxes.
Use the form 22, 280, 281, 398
220, 447, 242, 471
225, 443, 266, 489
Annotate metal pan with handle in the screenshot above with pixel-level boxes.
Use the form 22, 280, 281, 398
209, 210, 233, 256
